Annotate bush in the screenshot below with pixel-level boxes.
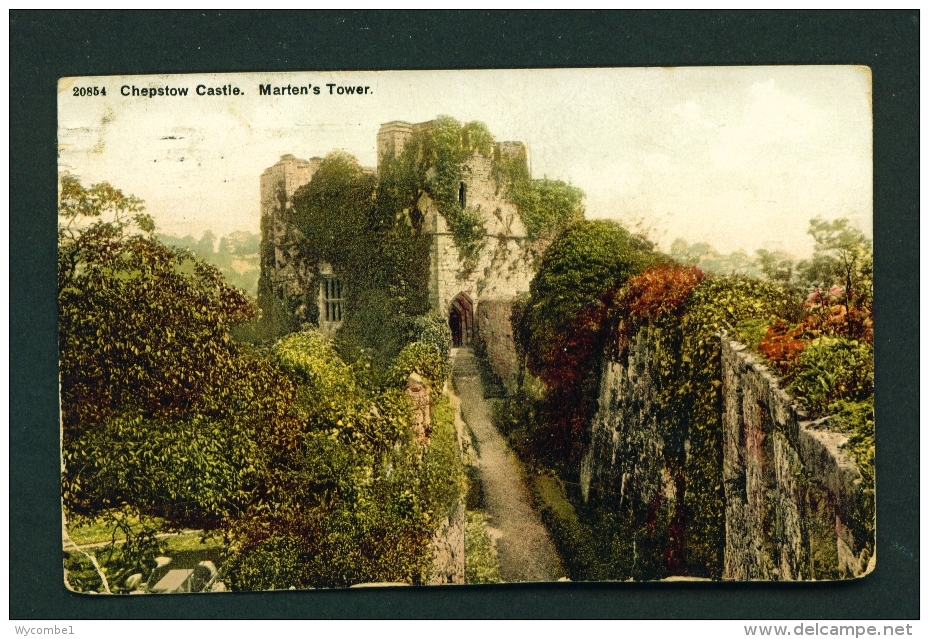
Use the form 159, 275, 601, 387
63, 551, 106, 593
788, 337, 873, 413
388, 341, 449, 390
520, 220, 655, 367
757, 320, 808, 375
64, 411, 266, 530
464, 511, 502, 584
619, 264, 705, 327
407, 314, 452, 364
225, 340, 466, 589
223, 536, 304, 592
273, 331, 363, 428
516, 220, 656, 469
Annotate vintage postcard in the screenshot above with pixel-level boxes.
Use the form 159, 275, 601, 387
58, 67, 874, 593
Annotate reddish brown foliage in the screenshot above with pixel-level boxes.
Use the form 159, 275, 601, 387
539, 297, 611, 457
621, 264, 705, 324
757, 285, 874, 376
758, 320, 808, 375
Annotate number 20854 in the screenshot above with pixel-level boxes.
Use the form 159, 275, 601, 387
73, 86, 106, 96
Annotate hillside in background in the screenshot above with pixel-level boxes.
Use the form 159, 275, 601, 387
669, 238, 765, 277
159, 231, 261, 297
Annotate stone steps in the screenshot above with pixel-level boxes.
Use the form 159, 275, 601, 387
451, 348, 480, 377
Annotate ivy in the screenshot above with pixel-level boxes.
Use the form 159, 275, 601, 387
423, 116, 494, 270
513, 220, 657, 468
223, 340, 466, 589
285, 150, 430, 368
493, 148, 585, 241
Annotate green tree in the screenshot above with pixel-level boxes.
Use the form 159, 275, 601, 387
515, 220, 656, 467
798, 217, 873, 306
59, 177, 299, 532
755, 248, 797, 284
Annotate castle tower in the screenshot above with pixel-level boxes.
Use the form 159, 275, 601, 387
376, 121, 414, 166
259, 154, 321, 297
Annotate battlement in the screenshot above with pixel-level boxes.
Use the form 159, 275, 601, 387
260, 154, 322, 215
377, 121, 529, 177
495, 141, 525, 158
376, 121, 415, 165
376, 120, 436, 166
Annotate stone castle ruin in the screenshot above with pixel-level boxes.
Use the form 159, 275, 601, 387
260, 120, 537, 375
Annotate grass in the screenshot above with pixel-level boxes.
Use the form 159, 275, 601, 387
64, 533, 226, 593
164, 533, 224, 553
528, 473, 606, 581
66, 514, 164, 546
464, 510, 501, 584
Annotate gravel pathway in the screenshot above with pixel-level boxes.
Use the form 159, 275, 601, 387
452, 348, 564, 583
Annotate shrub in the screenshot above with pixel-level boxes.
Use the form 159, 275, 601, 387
223, 536, 304, 592
63, 551, 106, 593
388, 341, 449, 390
788, 337, 874, 413
225, 335, 466, 589
520, 220, 655, 369
802, 286, 874, 345
64, 412, 260, 528
619, 264, 705, 326
464, 512, 502, 584
407, 314, 452, 364
273, 331, 363, 427
733, 317, 773, 351
757, 320, 808, 375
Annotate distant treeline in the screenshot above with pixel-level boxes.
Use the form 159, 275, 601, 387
158, 230, 260, 296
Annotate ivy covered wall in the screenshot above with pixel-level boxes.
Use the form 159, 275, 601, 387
577, 266, 873, 581
258, 116, 586, 372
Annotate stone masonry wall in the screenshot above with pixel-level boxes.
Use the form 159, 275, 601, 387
579, 327, 874, 580
581, 327, 669, 510
428, 498, 466, 585
422, 151, 535, 319
260, 154, 321, 298
476, 299, 521, 393
426, 386, 466, 585
721, 336, 874, 580
579, 326, 683, 578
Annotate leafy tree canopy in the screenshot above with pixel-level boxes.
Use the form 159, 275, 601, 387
59, 177, 299, 530
517, 219, 656, 375
798, 217, 873, 306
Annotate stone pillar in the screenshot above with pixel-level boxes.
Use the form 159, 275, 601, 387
407, 373, 432, 446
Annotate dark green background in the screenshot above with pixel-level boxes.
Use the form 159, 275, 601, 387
10, 10, 918, 619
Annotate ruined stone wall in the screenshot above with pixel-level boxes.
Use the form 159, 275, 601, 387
262, 126, 537, 335
476, 299, 520, 392
428, 498, 466, 585
579, 327, 682, 578
579, 328, 874, 580
422, 151, 535, 318
721, 337, 874, 580
259, 154, 321, 298
581, 327, 668, 509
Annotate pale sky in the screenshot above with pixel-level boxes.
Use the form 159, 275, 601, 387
58, 67, 872, 257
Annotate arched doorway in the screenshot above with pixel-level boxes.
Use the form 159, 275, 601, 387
449, 293, 473, 347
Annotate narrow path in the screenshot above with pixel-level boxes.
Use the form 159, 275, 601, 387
452, 348, 564, 582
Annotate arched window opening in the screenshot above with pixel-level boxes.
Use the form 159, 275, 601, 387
458, 181, 467, 208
